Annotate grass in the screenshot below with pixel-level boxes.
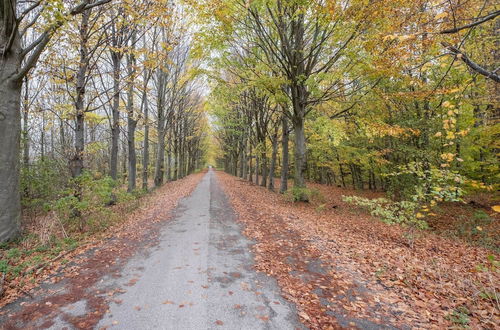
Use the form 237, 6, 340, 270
0, 236, 81, 279
0, 185, 145, 283
440, 210, 499, 252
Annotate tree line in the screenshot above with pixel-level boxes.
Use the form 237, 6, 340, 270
0, 0, 209, 242
200, 0, 498, 222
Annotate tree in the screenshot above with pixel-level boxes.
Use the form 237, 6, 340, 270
0, 0, 111, 242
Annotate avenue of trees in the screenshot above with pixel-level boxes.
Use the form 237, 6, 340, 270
199, 0, 498, 222
0, 0, 498, 242
0, 0, 209, 242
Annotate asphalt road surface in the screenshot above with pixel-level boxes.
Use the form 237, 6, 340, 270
48, 170, 303, 330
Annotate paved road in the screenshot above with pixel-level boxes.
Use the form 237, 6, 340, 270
49, 170, 302, 329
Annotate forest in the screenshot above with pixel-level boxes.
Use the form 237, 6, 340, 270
0, 0, 210, 243
0, 0, 499, 329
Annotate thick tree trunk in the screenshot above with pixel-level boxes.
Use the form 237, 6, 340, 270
154, 131, 166, 187
110, 52, 121, 180
241, 139, 247, 179
248, 145, 253, 182
268, 129, 278, 191
72, 113, 85, 178
260, 149, 267, 187
127, 116, 137, 191
293, 115, 307, 189
167, 143, 172, 181
239, 140, 245, 178
174, 138, 179, 180
280, 117, 289, 194
121, 135, 127, 182
0, 77, 22, 242
70, 10, 90, 179
154, 68, 166, 187
142, 80, 149, 190
127, 35, 137, 192
255, 154, 259, 184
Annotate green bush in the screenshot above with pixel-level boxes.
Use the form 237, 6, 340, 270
453, 211, 498, 251
52, 171, 118, 230
342, 196, 428, 229
21, 159, 69, 211
285, 187, 323, 203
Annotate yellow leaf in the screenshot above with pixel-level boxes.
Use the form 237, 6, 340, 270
492, 205, 500, 213
434, 12, 449, 20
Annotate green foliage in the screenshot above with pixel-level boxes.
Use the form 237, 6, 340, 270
21, 159, 69, 211
0, 259, 8, 274
386, 163, 464, 205
52, 171, 117, 230
450, 211, 498, 252
285, 187, 323, 203
445, 306, 470, 327
343, 196, 428, 229
476, 255, 499, 273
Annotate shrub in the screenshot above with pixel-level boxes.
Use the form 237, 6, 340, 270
52, 171, 118, 231
342, 196, 428, 229
453, 211, 499, 251
21, 159, 69, 211
285, 187, 323, 203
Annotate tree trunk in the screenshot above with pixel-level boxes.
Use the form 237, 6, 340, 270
127, 33, 137, 192
0, 0, 21, 240
268, 129, 278, 191
0, 77, 22, 242
127, 110, 137, 191
154, 130, 166, 187
167, 142, 172, 181
142, 77, 149, 191
260, 147, 267, 187
110, 51, 121, 180
255, 154, 259, 184
280, 116, 289, 194
121, 134, 127, 182
22, 77, 29, 167
70, 10, 91, 179
241, 139, 247, 179
292, 115, 307, 189
248, 145, 253, 182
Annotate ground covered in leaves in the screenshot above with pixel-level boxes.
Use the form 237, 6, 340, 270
0, 172, 205, 328
217, 171, 499, 329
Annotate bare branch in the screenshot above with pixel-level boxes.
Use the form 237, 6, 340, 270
439, 10, 500, 34
442, 42, 500, 83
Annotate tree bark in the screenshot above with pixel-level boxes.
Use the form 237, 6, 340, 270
292, 115, 307, 189
110, 51, 121, 180
280, 116, 289, 194
70, 10, 91, 179
127, 32, 137, 192
260, 147, 267, 187
142, 76, 149, 190
255, 154, 259, 184
22, 77, 29, 167
268, 128, 278, 191
0, 77, 22, 242
154, 131, 166, 186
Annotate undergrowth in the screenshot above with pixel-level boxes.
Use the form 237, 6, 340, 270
1, 170, 146, 283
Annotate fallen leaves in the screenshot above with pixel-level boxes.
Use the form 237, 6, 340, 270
217, 172, 500, 329
2, 173, 206, 328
